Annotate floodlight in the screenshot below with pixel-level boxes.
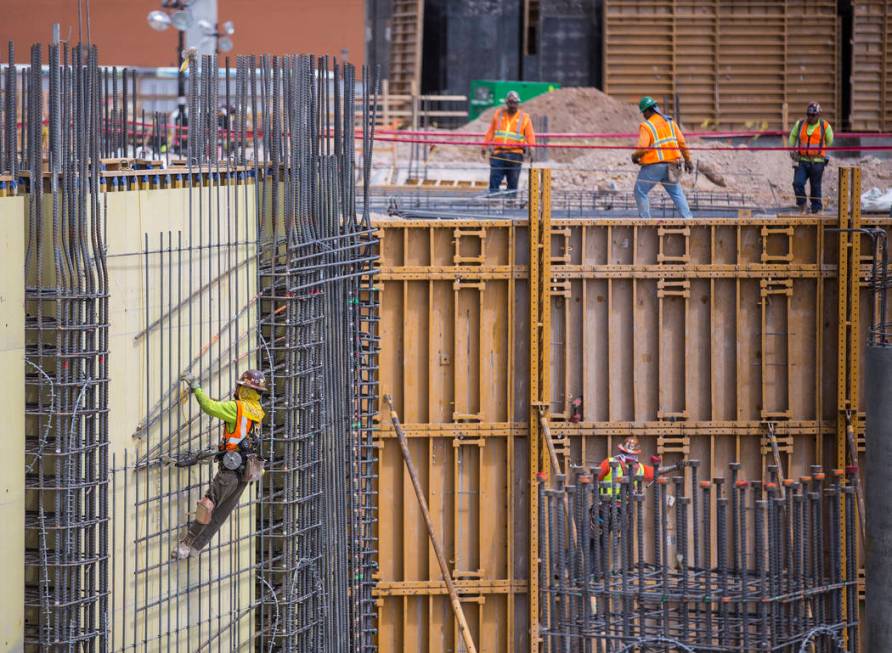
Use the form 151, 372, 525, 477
147, 10, 172, 31
170, 10, 193, 31
222, 21, 235, 36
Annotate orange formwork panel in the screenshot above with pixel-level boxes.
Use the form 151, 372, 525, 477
372, 197, 885, 651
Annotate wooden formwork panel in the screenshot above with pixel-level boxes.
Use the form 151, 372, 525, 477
373, 213, 890, 653
851, 0, 892, 131
376, 222, 530, 652
604, 0, 839, 129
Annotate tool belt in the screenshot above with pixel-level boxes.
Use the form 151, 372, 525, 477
216, 450, 264, 481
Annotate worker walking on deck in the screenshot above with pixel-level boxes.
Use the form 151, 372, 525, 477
482, 91, 536, 196
632, 96, 693, 219
172, 369, 268, 560
790, 102, 834, 214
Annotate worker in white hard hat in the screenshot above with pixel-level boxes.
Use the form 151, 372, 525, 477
789, 101, 834, 214
481, 91, 536, 195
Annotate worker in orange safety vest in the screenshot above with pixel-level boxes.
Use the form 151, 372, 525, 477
631, 96, 693, 219
481, 91, 536, 195
789, 102, 834, 214
172, 369, 267, 560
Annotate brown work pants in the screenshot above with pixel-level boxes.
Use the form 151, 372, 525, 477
184, 467, 248, 551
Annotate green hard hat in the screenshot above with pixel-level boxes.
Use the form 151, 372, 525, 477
638, 96, 658, 112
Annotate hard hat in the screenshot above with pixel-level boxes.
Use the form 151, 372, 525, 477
505, 91, 521, 104
618, 436, 641, 455
638, 96, 658, 113
806, 101, 821, 115
235, 369, 268, 394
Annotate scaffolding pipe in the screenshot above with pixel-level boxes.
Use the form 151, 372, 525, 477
384, 394, 479, 653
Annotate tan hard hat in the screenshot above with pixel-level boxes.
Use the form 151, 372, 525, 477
618, 437, 641, 455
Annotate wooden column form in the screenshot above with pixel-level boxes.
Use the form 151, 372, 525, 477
528, 168, 551, 651
836, 166, 862, 649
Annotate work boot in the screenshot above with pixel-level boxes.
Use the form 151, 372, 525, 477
172, 541, 192, 560
196, 497, 215, 525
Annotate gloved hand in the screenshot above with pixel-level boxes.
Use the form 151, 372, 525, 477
684, 159, 694, 174
789, 151, 799, 162
181, 373, 198, 391
480, 148, 488, 160
631, 153, 641, 165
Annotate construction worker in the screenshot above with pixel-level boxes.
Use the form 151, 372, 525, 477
596, 437, 656, 496
631, 96, 693, 219
482, 91, 536, 195
789, 102, 834, 214
172, 369, 268, 560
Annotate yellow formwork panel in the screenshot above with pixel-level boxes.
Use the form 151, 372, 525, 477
0, 196, 25, 653
373, 212, 887, 653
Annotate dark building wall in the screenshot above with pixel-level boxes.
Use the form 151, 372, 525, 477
414, 0, 601, 96
443, 0, 522, 96
366, 0, 392, 80
524, 0, 600, 86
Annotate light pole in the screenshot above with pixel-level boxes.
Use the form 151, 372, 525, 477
146, 0, 195, 153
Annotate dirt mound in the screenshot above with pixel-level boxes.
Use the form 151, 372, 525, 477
429, 87, 641, 164
466, 86, 641, 135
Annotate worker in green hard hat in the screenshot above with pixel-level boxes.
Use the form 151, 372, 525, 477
631, 96, 693, 219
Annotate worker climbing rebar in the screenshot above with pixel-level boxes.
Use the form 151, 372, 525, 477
172, 369, 268, 560
631, 96, 694, 219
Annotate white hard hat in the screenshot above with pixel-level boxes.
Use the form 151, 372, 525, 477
505, 91, 521, 103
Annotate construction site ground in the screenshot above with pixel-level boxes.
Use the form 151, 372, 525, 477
372, 87, 891, 210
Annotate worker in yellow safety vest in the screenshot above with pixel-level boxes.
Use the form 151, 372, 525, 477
631, 96, 693, 219
482, 91, 536, 195
172, 369, 268, 560
597, 437, 656, 497
789, 101, 834, 214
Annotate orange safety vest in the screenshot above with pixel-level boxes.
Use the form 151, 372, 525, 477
639, 114, 683, 165
220, 400, 255, 451
490, 109, 532, 152
795, 119, 829, 159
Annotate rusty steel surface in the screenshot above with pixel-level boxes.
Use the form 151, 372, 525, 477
603, 0, 839, 129
372, 203, 886, 651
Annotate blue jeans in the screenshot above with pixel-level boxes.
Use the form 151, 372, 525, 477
489, 151, 523, 194
793, 161, 826, 212
634, 163, 692, 219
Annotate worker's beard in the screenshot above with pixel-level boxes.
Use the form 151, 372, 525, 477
506, 105, 518, 115
618, 453, 638, 464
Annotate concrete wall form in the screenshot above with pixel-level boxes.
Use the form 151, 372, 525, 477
851, 0, 892, 131
103, 182, 257, 652
603, 0, 840, 129
372, 210, 881, 652
8, 180, 257, 651
0, 197, 25, 653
